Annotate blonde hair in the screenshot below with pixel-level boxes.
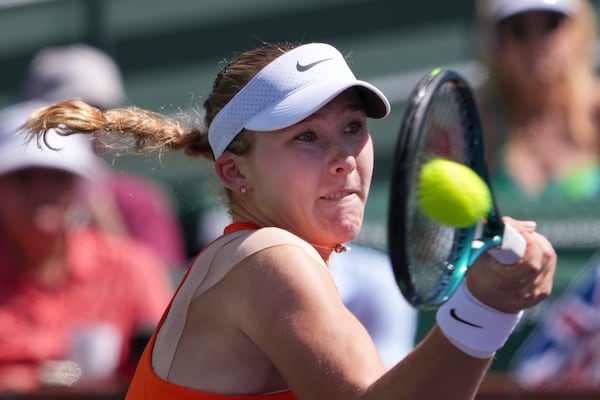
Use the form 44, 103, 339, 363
22, 42, 300, 201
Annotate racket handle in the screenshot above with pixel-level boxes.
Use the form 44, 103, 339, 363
487, 223, 527, 265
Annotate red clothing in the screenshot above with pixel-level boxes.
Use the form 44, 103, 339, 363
0, 228, 173, 391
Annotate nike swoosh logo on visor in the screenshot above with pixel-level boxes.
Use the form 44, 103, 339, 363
450, 308, 483, 328
296, 58, 334, 72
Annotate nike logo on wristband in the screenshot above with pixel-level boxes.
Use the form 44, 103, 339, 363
450, 308, 483, 328
296, 58, 334, 72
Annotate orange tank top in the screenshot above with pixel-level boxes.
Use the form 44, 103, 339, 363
125, 332, 297, 400
124, 223, 322, 400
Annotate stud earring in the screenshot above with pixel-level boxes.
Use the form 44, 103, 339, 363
240, 186, 247, 196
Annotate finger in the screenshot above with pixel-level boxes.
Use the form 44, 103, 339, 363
520, 261, 553, 300
503, 216, 537, 234
517, 232, 556, 304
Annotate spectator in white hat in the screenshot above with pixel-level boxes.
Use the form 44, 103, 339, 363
19, 43, 187, 270
0, 101, 173, 392
473, 0, 600, 200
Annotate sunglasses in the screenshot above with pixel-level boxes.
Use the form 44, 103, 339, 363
497, 12, 567, 42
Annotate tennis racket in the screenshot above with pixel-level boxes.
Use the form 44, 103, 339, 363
387, 68, 526, 309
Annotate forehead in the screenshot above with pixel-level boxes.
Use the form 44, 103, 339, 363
302, 89, 364, 121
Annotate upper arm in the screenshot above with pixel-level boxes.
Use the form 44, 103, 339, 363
232, 244, 386, 399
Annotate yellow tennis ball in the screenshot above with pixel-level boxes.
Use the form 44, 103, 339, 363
418, 158, 492, 228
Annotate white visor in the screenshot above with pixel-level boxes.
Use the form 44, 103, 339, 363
208, 43, 390, 158
485, 0, 580, 22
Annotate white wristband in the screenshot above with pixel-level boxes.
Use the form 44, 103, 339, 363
436, 281, 523, 359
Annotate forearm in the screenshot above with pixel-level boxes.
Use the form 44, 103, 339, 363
364, 325, 491, 400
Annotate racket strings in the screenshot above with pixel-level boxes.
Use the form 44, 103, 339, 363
407, 80, 474, 303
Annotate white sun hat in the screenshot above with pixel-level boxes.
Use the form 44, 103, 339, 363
20, 43, 126, 109
0, 101, 102, 179
480, 0, 580, 22
208, 42, 391, 159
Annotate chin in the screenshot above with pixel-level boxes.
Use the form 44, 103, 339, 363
331, 222, 361, 244
308, 210, 363, 244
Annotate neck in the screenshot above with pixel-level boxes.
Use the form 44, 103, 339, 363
310, 242, 351, 263
227, 218, 351, 261
311, 243, 350, 254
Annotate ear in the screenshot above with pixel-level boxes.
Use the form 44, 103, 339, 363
214, 153, 249, 192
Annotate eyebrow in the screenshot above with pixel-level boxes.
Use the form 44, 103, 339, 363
304, 101, 364, 122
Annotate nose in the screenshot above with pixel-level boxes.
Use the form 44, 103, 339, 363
328, 141, 357, 175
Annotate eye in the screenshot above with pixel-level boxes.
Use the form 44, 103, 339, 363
344, 120, 364, 135
295, 130, 318, 142
503, 17, 528, 40
544, 13, 565, 34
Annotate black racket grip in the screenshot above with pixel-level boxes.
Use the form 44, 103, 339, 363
487, 223, 527, 265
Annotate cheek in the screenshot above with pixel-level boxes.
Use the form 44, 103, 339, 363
358, 138, 374, 179
496, 45, 521, 67
263, 154, 316, 194
555, 32, 585, 65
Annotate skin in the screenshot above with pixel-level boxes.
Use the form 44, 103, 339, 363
0, 167, 80, 285
161, 89, 556, 399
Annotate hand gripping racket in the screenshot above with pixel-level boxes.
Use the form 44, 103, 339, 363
387, 68, 527, 309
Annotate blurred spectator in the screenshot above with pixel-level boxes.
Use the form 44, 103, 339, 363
473, 0, 600, 200
472, 0, 600, 371
20, 43, 187, 270
0, 101, 173, 392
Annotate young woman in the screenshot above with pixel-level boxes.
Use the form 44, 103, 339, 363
23, 42, 556, 400
474, 0, 600, 199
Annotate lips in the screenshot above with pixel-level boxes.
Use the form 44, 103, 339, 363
321, 190, 356, 200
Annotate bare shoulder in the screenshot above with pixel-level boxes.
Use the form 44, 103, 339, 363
227, 242, 385, 397
221, 239, 345, 340
183, 234, 385, 397
162, 237, 342, 393
231, 241, 334, 302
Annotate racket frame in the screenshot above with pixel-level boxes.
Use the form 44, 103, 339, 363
388, 69, 512, 309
